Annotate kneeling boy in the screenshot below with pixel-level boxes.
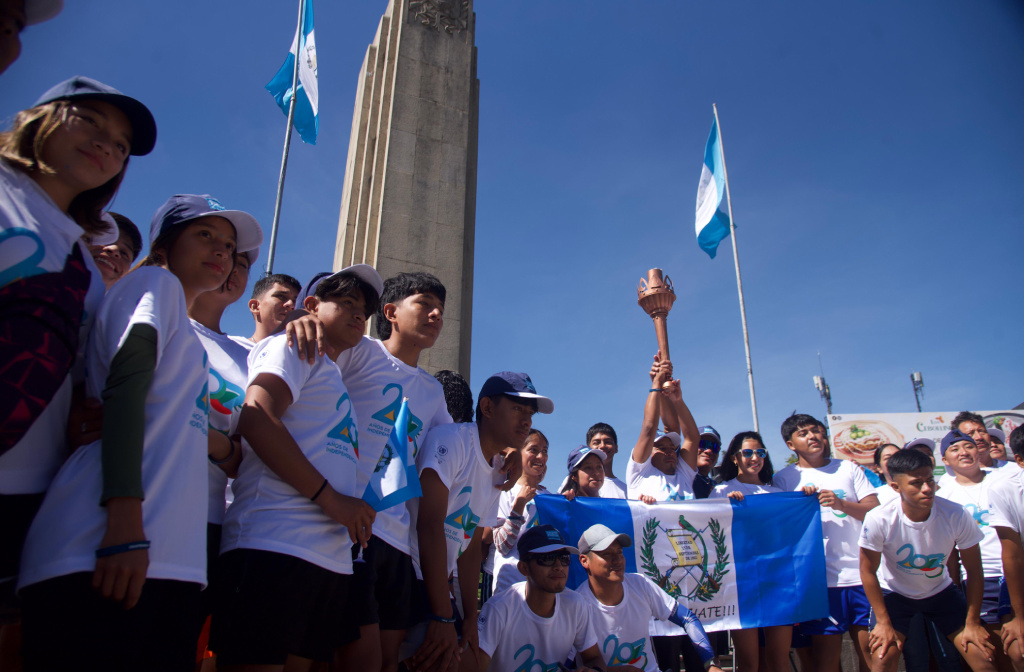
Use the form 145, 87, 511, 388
859, 440, 995, 672
575, 524, 722, 672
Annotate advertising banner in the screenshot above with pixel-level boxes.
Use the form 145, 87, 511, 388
826, 410, 1022, 468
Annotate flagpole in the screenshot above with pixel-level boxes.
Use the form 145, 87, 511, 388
712, 103, 759, 432
265, 0, 306, 275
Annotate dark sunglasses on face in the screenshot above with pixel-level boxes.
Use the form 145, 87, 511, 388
529, 552, 571, 567
740, 448, 767, 459
699, 439, 721, 453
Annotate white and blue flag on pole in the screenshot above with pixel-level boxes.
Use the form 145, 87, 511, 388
266, 0, 318, 144
362, 398, 422, 511
695, 118, 730, 258
533, 492, 827, 631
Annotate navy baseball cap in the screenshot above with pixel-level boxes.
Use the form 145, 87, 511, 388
567, 445, 607, 472
940, 430, 975, 456
297, 265, 384, 306
478, 372, 553, 414
517, 525, 579, 557
699, 426, 721, 442
34, 76, 156, 156
26, 0, 62, 25
150, 194, 263, 258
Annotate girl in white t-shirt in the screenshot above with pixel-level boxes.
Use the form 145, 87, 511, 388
710, 431, 790, 672
0, 77, 156, 625
18, 193, 262, 671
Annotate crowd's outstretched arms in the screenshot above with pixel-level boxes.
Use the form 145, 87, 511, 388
663, 379, 699, 472
630, 357, 669, 465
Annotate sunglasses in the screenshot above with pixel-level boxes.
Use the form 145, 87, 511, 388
699, 439, 721, 453
740, 448, 767, 459
528, 552, 571, 567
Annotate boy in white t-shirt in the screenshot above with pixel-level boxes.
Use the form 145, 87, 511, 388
574, 524, 721, 672
773, 413, 880, 671
212, 265, 381, 669
477, 525, 605, 672
409, 372, 554, 672
936, 428, 1011, 661
626, 357, 701, 504
989, 426, 1024, 669
586, 423, 628, 498
233, 273, 300, 349
859, 446, 994, 672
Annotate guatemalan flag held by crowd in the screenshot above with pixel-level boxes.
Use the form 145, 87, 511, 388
694, 117, 731, 258
533, 492, 828, 631
266, 0, 319, 144
362, 398, 422, 511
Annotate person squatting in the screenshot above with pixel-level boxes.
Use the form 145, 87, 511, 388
1, 70, 1023, 672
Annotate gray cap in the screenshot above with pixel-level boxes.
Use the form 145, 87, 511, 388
578, 524, 633, 554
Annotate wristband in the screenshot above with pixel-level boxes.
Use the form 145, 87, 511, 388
310, 478, 329, 502
429, 613, 457, 624
209, 437, 237, 465
649, 388, 660, 393
507, 511, 526, 522
95, 540, 150, 558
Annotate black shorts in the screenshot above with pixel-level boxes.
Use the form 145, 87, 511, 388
874, 585, 968, 639
0, 492, 45, 619
211, 549, 358, 664
350, 536, 425, 630
19, 572, 202, 672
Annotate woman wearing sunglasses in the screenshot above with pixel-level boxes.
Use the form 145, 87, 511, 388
710, 431, 789, 672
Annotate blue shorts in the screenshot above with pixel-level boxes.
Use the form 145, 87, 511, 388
999, 578, 1013, 619
966, 576, 1003, 625
872, 585, 968, 639
801, 585, 871, 635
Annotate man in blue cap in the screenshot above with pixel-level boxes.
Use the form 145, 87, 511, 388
409, 372, 554, 672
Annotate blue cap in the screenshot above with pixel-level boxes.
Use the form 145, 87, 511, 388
517, 524, 579, 557
940, 430, 975, 456
478, 372, 553, 414
33, 76, 156, 156
150, 194, 263, 258
567, 444, 607, 472
699, 426, 721, 442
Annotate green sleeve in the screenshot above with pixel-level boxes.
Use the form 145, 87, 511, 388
99, 323, 157, 504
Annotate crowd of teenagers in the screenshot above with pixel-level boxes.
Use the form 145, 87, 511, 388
2, 18, 1024, 672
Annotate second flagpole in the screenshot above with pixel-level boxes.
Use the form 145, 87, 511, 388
712, 103, 759, 432
265, 0, 306, 275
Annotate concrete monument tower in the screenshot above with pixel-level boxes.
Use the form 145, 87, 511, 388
334, 0, 478, 377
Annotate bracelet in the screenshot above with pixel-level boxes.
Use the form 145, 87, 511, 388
209, 437, 237, 465
507, 511, 526, 522
429, 613, 457, 624
310, 478, 329, 502
95, 540, 150, 558
649, 388, 660, 392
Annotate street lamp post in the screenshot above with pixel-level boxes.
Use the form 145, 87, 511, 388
911, 372, 924, 412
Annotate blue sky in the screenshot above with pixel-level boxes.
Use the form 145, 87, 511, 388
5, 0, 1022, 490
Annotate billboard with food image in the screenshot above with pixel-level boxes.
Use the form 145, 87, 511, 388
826, 410, 1023, 469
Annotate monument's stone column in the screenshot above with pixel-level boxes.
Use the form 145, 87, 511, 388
335, 0, 478, 378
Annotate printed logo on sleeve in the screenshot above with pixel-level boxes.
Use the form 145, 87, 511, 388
326, 393, 359, 463
191, 353, 210, 436
444, 486, 479, 553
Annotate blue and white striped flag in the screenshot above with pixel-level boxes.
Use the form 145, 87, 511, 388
533, 493, 827, 631
266, 0, 318, 144
362, 398, 422, 511
695, 118, 731, 258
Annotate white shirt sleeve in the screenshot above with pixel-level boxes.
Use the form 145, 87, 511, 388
641, 574, 678, 621
572, 596, 599, 655
416, 425, 460, 491
248, 335, 314, 405
859, 508, 885, 552
477, 599, 500, 657
850, 461, 876, 501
